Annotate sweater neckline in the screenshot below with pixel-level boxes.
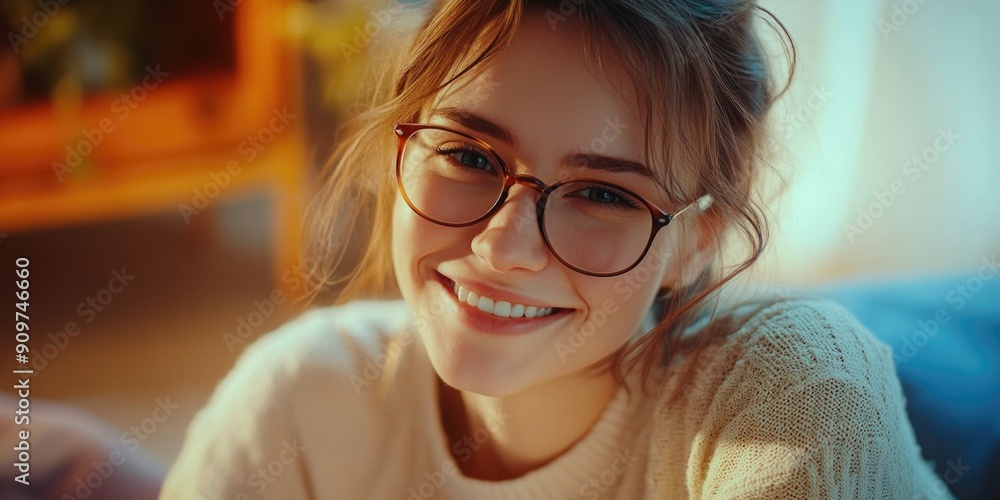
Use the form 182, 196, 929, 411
414, 338, 636, 499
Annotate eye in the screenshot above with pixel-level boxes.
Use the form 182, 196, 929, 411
575, 184, 641, 210
585, 187, 616, 203
434, 145, 498, 174
456, 150, 492, 171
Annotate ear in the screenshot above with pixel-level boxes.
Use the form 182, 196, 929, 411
659, 212, 719, 290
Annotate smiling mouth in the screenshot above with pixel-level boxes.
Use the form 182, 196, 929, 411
439, 275, 563, 319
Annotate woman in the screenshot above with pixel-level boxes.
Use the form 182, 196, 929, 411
161, 1, 953, 498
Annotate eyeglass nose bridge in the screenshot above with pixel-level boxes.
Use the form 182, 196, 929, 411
474, 173, 556, 234
493, 173, 554, 210
506, 173, 552, 193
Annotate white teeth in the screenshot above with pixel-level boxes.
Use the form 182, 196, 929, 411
510, 304, 524, 318
450, 282, 555, 319
493, 301, 512, 318
477, 297, 494, 313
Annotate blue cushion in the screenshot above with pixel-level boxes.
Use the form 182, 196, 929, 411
811, 272, 1000, 500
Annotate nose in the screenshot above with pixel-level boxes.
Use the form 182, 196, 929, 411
470, 180, 551, 274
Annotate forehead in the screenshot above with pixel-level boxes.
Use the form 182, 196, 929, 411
429, 12, 644, 167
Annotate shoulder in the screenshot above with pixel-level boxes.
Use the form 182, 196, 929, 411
210, 298, 418, 419
729, 296, 891, 374
237, 299, 415, 378
674, 296, 892, 387
162, 300, 417, 498
651, 297, 951, 498
204, 300, 415, 406
696, 296, 902, 430
671, 296, 899, 425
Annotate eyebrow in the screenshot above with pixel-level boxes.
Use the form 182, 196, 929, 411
566, 153, 657, 180
431, 107, 656, 180
432, 108, 518, 147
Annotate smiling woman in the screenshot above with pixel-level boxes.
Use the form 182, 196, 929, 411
161, 1, 954, 499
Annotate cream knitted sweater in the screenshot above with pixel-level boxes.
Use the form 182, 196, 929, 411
161, 298, 953, 499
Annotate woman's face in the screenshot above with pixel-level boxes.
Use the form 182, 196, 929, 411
392, 12, 696, 397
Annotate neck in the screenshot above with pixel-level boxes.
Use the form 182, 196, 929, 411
437, 369, 620, 480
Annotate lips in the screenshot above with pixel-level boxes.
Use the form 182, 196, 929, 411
452, 281, 556, 318
434, 271, 572, 321
433, 272, 570, 334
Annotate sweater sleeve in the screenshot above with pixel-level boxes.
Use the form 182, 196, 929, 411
159, 315, 321, 500
687, 299, 953, 499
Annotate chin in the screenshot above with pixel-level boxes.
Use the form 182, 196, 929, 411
420, 337, 535, 398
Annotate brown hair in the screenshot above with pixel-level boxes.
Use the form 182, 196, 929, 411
304, 0, 794, 392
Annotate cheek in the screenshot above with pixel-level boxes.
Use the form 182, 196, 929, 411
392, 200, 426, 293
614, 249, 672, 319
392, 197, 468, 293
606, 288, 654, 332
564, 274, 662, 361
391, 199, 414, 262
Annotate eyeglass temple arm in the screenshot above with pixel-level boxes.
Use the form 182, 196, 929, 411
672, 194, 714, 219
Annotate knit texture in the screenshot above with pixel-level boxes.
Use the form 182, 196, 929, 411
160, 298, 954, 499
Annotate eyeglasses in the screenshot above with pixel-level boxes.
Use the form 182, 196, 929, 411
393, 123, 713, 277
